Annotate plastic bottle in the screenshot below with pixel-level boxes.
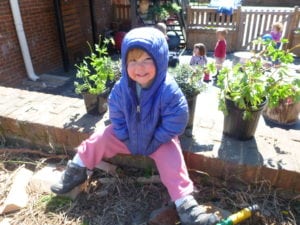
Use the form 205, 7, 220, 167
216, 204, 260, 225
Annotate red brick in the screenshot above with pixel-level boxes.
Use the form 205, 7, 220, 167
0, 117, 20, 137
292, 174, 300, 192
241, 165, 260, 184
184, 152, 225, 178
222, 163, 245, 180
259, 167, 279, 186
275, 170, 297, 190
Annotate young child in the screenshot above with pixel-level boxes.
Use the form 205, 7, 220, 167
51, 27, 219, 225
155, 22, 168, 39
214, 28, 228, 76
190, 43, 208, 67
270, 22, 283, 49
190, 43, 211, 82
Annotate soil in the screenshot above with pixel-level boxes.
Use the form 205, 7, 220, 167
0, 150, 299, 225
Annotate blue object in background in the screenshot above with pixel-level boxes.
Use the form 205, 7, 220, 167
262, 34, 272, 41
209, 0, 242, 9
217, 7, 233, 15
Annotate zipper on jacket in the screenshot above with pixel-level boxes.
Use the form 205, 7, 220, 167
136, 105, 141, 121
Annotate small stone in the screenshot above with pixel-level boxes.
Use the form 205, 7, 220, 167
28, 164, 62, 194
28, 164, 85, 200
0, 168, 33, 214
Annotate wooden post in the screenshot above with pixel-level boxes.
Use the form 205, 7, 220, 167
233, 6, 242, 51
130, 0, 138, 28
287, 6, 299, 49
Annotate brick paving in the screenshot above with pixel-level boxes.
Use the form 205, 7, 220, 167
0, 53, 300, 192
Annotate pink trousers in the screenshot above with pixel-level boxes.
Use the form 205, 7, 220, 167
77, 125, 194, 201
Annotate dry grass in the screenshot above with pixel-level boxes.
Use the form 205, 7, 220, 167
0, 151, 299, 225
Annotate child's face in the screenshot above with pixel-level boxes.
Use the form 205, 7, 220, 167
216, 32, 224, 40
272, 26, 279, 33
127, 51, 156, 88
193, 47, 200, 56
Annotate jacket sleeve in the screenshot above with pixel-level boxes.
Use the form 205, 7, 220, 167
108, 83, 129, 141
147, 82, 188, 153
190, 56, 195, 65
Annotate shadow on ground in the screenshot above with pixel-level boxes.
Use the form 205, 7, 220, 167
263, 116, 300, 131
218, 135, 263, 166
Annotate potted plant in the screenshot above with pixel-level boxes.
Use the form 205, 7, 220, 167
262, 42, 300, 125
171, 63, 215, 130
74, 38, 120, 115
217, 38, 298, 140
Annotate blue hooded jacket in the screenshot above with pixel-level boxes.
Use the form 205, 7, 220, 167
108, 27, 188, 156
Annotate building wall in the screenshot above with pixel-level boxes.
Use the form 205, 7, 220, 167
60, 0, 93, 65
19, 0, 62, 75
0, 0, 26, 86
0, 0, 114, 87
94, 0, 114, 36
0, 0, 62, 87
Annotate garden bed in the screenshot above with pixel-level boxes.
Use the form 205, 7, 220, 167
0, 148, 299, 225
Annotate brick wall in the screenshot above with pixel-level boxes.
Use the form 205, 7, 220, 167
93, 0, 113, 36
61, 0, 93, 65
0, 0, 26, 86
1, 0, 112, 87
0, 0, 62, 87
19, 0, 62, 75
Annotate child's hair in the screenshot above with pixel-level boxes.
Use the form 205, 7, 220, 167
216, 27, 228, 37
155, 22, 167, 36
193, 43, 206, 56
126, 48, 146, 64
272, 22, 283, 32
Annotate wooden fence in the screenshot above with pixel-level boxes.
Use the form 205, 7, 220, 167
239, 6, 300, 50
186, 5, 300, 51
111, 4, 300, 51
113, 4, 131, 22
187, 6, 240, 29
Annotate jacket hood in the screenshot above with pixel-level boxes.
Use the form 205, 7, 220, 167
121, 27, 169, 96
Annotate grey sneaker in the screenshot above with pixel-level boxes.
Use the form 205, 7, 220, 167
50, 160, 87, 194
176, 197, 220, 225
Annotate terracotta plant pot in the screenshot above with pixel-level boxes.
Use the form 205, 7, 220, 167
263, 101, 300, 125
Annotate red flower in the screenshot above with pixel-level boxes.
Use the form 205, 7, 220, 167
286, 97, 293, 105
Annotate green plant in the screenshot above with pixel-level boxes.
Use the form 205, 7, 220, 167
266, 70, 300, 108
149, 4, 170, 21
217, 38, 299, 119
149, 2, 181, 21
38, 194, 72, 212
163, 2, 181, 14
171, 63, 215, 99
74, 38, 119, 95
